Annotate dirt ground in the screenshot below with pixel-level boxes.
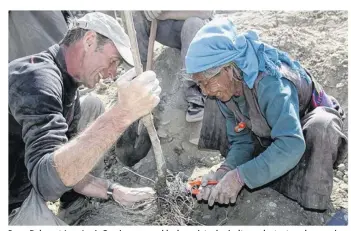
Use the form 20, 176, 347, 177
77, 11, 348, 226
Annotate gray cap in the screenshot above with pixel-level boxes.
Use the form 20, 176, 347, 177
70, 12, 134, 66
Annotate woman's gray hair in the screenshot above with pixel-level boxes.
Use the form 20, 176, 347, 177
202, 63, 229, 79
181, 62, 241, 82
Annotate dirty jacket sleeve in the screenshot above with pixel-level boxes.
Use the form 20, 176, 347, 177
8, 64, 72, 201
237, 75, 306, 188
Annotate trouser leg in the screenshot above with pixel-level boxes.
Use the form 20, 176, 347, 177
181, 17, 207, 106
270, 107, 347, 210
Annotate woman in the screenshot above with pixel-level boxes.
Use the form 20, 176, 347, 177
185, 18, 347, 210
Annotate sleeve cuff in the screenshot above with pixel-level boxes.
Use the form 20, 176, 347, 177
33, 154, 72, 201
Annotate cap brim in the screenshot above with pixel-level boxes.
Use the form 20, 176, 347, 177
114, 43, 134, 67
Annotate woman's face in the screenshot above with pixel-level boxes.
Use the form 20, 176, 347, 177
192, 66, 243, 102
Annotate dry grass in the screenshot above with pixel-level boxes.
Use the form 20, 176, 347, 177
112, 172, 203, 226
152, 173, 203, 225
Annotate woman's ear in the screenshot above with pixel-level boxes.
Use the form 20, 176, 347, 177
224, 66, 234, 81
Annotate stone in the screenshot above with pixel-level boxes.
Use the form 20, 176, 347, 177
210, 157, 215, 161
112, 167, 119, 174
166, 137, 174, 143
338, 163, 346, 172
173, 145, 183, 155
336, 83, 345, 88
157, 127, 168, 138
160, 119, 171, 126
336, 171, 344, 179
333, 177, 340, 183
343, 176, 348, 183
340, 183, 348, 191
269, 202, 277, 208
202, 215, 211, 220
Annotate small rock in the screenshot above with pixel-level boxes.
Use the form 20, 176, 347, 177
336, 171, 344, 179
202, 215, 211, 220
343, 176, 348, 183
93, 201, 100, 209
158, 104, 165, 112
320, 217, 324, 223
247, 200, 251, 203
334, 177, 340, 183
340, 183, 348, 191
210, 157, 215, 161
173, 145, 183, 155
160, 119, 171, 126
268, 202, 277, 208
157, 128, 168, 138
336, 188, 344, 194
336, 83, 345, 88
166, 137, 174, 143
338, 163, 346, 172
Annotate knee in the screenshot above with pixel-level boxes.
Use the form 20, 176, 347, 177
183, 17, 206, 29
80, 94, 105, 115
182, 17, 205, 36
181, 17, 206, 48
304, 107, 343, 136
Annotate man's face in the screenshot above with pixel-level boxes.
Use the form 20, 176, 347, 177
79, 32, 122, 88
192, 66, 243, 102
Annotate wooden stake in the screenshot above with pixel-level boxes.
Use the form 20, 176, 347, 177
121, 11, 168, 193
146, 19, 158, 71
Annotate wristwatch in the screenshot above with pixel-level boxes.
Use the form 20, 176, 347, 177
107, 182, 119, 197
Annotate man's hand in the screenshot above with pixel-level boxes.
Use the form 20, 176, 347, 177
196, 165, 231, 201
144, 11, 162, 21
208, 169, 244, 206
112, 184, 156, 207
117, 68, 161, 123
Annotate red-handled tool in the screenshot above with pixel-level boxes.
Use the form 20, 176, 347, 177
186, 179, 218, 195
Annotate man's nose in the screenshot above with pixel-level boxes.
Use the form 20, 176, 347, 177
103, 67, 117, 79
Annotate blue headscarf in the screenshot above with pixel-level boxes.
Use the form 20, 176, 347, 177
185, 18, 310, 89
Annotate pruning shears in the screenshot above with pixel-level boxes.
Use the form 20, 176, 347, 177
186, 179, 218, 195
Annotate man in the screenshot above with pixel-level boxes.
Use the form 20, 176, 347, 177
185, 18, 347, 210
8, 12, 161, 225
133, 11, 213, 123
